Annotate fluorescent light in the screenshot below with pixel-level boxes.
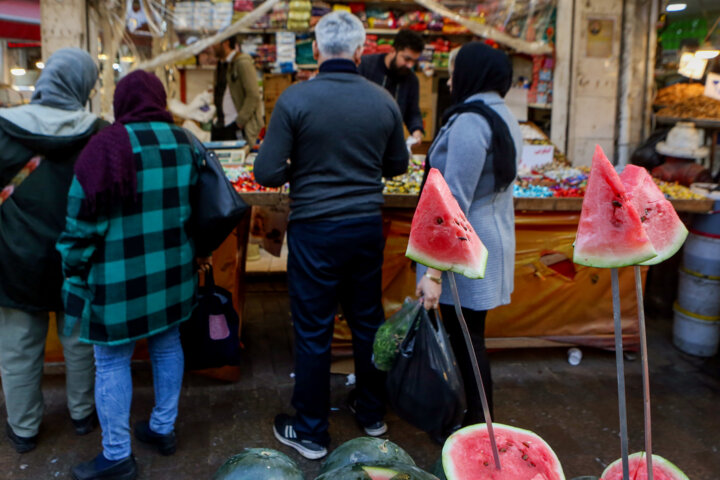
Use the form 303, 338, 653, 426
10, 68, 26, 76
35, 61, 45, 69
98, 54, 108, 61
667, 3, 687, 12
120, 56, 135, 63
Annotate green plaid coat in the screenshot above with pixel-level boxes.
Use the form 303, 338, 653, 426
57, 122, 201, 345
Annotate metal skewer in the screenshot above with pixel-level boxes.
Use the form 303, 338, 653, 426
611, 268, 630, 480
634, 266, 653, 480
448, 272, 502, 470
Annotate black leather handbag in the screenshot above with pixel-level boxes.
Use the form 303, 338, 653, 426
185, 131, 248, 255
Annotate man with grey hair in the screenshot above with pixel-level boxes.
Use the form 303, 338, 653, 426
255, 11, 408, 460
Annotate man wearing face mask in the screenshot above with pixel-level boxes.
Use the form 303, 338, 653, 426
359, 29, 425, 146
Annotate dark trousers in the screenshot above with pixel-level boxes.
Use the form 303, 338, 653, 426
439, 304, 492, 426
211, 123, 240, 141
287, 215, 386, 446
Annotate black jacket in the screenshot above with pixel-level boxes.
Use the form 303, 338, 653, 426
0, 116, 105, 312
359, 53, 424, 134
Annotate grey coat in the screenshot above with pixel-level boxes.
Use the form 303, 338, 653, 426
417, 91, 522, 311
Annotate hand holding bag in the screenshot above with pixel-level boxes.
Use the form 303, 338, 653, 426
185, 131, 248, 255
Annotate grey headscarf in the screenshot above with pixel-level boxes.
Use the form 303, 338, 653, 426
31, 48, 98, 110
0, 48, 98, 136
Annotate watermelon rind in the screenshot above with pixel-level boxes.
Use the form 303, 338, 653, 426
406, 242, 488, 280
212, 448, 305, 480
600, 452, 690, 480
573, 248, 658, 269
319, 437, 415, 474
442, 423, 565, 480
638, 223, 688, 265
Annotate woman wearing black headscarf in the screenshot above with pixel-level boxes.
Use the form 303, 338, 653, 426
416, 42, 522, 431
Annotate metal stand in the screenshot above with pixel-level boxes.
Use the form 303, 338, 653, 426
635, 266, 653, 480
611, 268, 630, 480
448, 272, 501, 470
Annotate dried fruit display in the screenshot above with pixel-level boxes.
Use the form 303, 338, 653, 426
654, 83, 706, 106
656, 95, 720, 120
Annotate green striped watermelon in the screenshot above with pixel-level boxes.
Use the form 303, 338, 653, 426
406, 168, 488, 279
573, 146, 657, 267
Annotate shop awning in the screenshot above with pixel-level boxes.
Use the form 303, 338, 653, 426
0, 0, 40, 41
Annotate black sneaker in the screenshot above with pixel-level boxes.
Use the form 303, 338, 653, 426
5, 422, 37, 453
71, 454, 138, 480
133, 420, 176, 456
72, 410, 98, 436
272, 414, 327, 460
347, 395, 388, 437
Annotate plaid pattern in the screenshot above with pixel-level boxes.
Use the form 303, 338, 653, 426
57, 122, 200, 345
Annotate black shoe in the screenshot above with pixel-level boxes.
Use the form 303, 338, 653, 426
133, 420, 176, 455
71, 454, 137, 480
5, 422, 37, 454
272, 414, 327, 460
347, 394, 388, 437
72, 410, 98, 436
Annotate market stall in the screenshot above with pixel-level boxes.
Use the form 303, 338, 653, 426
218, 121, 713, 350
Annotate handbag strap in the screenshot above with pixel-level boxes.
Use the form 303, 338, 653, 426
0, 155, 44, 206
202, 265, 216, 290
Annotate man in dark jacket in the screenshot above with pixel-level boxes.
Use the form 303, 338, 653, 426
0, 48, 104, 453
359, 29, 425, 145
255, 11, 408, 460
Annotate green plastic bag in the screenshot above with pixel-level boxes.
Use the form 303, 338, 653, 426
372, 297, 422, 371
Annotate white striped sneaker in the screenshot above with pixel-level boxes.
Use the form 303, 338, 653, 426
347, 396, 388, 437
272, 414, 327, 460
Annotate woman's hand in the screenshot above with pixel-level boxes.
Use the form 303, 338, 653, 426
416, 268, 443, 310
196, 256, 213, 272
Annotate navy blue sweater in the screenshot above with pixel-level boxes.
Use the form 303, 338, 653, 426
254, 60, 408, 222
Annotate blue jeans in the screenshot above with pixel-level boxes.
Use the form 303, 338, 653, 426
93, 327, 184, 460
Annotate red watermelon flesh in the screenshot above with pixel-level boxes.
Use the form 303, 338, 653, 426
406, 168, 488, 279
619, 165, 688, 265
573, 145, 657, 267
442, 423, 565, 480
600, 452, 689, 480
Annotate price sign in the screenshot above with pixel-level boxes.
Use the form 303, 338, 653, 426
520, 144, 555, 169
705, 72, 720, 101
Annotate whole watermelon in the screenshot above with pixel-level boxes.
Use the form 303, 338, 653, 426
430, 458, 447, 480
315, 462, 439, 480
212, 448, 304, 480
319, 437, 415, 475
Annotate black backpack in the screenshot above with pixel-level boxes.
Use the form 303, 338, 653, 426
180, 267, 241, 370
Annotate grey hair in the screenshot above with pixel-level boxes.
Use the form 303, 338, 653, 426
315, 11, 366, 58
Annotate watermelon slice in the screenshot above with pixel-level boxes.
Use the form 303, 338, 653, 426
406, 168, 488, 279
442, 423, 565, 480
362, 466, 398, 480
619, 165, 688, 265
600, 452, 689, 480
573, 146, 657, 267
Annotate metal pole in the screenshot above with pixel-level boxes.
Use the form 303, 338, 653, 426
635, 266, 653, 480
611, 268, 630, 480
448, 272, 501, 470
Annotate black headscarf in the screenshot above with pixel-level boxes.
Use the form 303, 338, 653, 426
430, 42, 517, 193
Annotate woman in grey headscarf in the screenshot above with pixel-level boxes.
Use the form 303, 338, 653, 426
0, 48, 106, 454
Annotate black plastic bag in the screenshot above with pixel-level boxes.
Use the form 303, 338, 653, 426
386, 307, 466, 438
180, 267, 241, 370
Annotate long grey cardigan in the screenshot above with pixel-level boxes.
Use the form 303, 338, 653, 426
417, 91, 522, 311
